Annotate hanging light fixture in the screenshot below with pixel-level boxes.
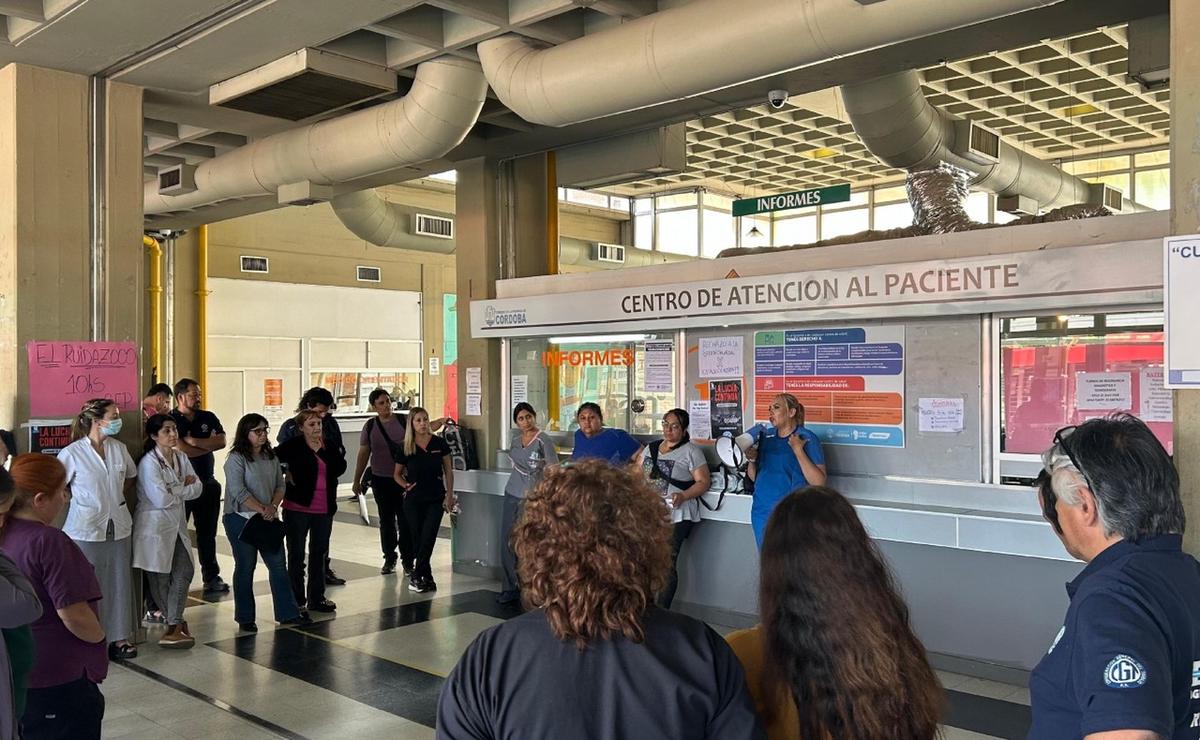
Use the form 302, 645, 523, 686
747, 225, 764, 238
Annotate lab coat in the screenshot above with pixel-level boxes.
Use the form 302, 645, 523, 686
133, 449, 202, 574
59, 437, 137, 542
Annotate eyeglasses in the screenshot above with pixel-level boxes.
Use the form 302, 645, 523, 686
661, 422, 682, 430
1036, 425, 1095, 535
250, 427, 270, 435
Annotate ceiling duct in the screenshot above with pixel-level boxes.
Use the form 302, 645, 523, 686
840, 70, 1145, 213
210, 48, 397, 121
477, 0, 1063, 127
145, 58, 487, 215
556, 125, 687, 189
1126, 14, 1170, 90
331, 190, 457, 254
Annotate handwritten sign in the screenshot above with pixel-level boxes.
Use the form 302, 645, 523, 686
699, 336, 743, 378
918, 397, 964, 433
26, 341, 139, 417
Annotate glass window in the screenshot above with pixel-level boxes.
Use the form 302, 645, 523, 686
873, 201, 914, 230
311, 371, 422, 414
635, 196, 653, 215
1135, 150, 1169, 167
701, 208, 735, 258
427, 170, 457, 183
565, 188, 611, 208
1061, 155, 1131, 176
634, 213, 652, 248
609, 195, 631, 213
873, 184, 908, 204
999, 311, 1171, 455
1134, 168, 1170, 211
821, 208, 868, 239
966, 191, 990, 224
656, 209, 699, 255
823, 190, 869, 210
774, 215, 817, 246
656, 192, 698, 209
703, 192, 734, 211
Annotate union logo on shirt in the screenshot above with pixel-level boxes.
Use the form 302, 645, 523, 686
1103, 655, 1147, 689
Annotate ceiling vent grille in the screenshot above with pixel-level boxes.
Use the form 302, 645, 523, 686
356, 265, 382, 282
240, 256, 269, 273
953, 120, 1001, 165
414, 213, 454, 239
1088, 183, 1125, 212
594, 243, 626, 264
210, 49, 396, 121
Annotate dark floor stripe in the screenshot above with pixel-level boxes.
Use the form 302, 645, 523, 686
332, 509, 452, 539
945, 688, 1031, 739
115, 659, 308, 740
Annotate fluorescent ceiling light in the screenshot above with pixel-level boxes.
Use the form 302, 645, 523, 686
548, 333, 649, 344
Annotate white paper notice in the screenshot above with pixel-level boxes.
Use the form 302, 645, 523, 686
645, 340, 674, 392
1139, 367, 1173, 422
466, 394, 482, 417
689, 400, 712, 440
428, 356, 440, 376
918, 397, 964, 433
1076, 371, 1132, 410
466, 367, 482, 394
511, 375, 529, 404
699, 336, 743, 378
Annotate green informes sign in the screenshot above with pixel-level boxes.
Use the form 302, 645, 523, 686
732, 183, 851, 217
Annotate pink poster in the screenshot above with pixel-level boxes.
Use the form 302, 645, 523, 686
26, 341, 139, 417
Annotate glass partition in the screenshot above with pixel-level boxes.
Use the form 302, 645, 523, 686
311, 371, 423, 415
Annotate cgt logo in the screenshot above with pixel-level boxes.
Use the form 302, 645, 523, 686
1104, 655, 1147, 689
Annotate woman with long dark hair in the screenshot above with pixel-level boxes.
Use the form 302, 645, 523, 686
570, 402, 642, 464
726, 486, 942, 740
394, 407, 454, 593
497, 403, 558, 605
438, 460, 763, 739
639, 408, 709, 609
223, 414, 309, 631
56, 398, 138, 660
133, 414, 202, 649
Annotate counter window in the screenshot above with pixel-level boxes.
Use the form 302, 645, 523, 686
310, 371, 423, 415
999, 310, 1171, 456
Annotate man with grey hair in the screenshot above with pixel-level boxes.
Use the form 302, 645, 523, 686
1028, 413, 1200, 740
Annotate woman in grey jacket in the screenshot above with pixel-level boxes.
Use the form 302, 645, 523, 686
0, 467, 44, 740
222, 414, 310, 632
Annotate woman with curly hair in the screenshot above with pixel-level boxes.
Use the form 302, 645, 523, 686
726, 486, 942, 740
437, 459, 764, 740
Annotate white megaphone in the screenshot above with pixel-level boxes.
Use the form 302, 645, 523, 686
715, 423, 768, 470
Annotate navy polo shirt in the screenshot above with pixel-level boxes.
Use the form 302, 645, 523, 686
1029, 534, 1200, 739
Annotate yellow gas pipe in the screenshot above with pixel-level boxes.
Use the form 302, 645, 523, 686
546, 152, 560, 428
143, 235, 163, 382
197, 225, 209, 393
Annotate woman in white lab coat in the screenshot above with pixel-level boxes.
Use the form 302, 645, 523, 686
58, 398, 139, 660
134, 414, 202, 649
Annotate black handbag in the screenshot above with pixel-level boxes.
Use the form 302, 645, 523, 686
239, 514, 286, 554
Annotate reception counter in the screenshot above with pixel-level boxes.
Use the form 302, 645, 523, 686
452, 466, 1081, 681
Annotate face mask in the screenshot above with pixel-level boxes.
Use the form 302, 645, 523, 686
101, 418, 123, 437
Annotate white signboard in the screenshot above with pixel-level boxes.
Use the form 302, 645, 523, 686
466, 393, 482, 417
428, 356, 440, 376
918, 397, 964, 433
511, 375, 529, 404
1165, 235, 1200, 388
466, 367, 482, 394
644, 340, 674, 392
688, 400, 712, 442
1139, 367, 1173, 422
471, 241, 1161, 338
1076, 372, 1132, 411
699, 336, 743, 378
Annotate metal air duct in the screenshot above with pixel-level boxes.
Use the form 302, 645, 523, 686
330, 190, 456, 254
840, 70, 1143, 212
477, 0, 1062, 127
144, 58, 487, 215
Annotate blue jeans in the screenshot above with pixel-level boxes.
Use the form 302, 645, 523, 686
223, 513, 301, 624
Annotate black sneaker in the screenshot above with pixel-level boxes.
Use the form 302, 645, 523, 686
409, 575, 429, 593
309, 599, 337, 613
324, 571, 347, 586
495, 590, 519, 605
401, 560, 414, 577
203, 577, 230, 594
238, 622, 258, 633
381, 556, 397, 575
424, 578, 437, 592
280, 614, 314, 627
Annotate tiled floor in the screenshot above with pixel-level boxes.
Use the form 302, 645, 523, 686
99, 516, 1031, 739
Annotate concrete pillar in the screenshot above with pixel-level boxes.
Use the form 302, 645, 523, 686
454, 154, 554, 464
0, 64, 144, 434
1171, 0, 1200, 555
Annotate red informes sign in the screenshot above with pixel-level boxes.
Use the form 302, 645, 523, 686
26, 341, 139, 417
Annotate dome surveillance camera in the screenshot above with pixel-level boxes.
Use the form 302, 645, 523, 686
767, 89, 789, 109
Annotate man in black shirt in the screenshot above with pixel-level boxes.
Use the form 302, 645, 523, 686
170, 378, 228, 594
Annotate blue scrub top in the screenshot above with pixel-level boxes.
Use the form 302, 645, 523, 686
1028, 534, 1200, 739
750, 424, 825, 546
571, 427, 641, 464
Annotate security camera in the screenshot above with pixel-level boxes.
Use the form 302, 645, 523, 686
767, 89, 789, 109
